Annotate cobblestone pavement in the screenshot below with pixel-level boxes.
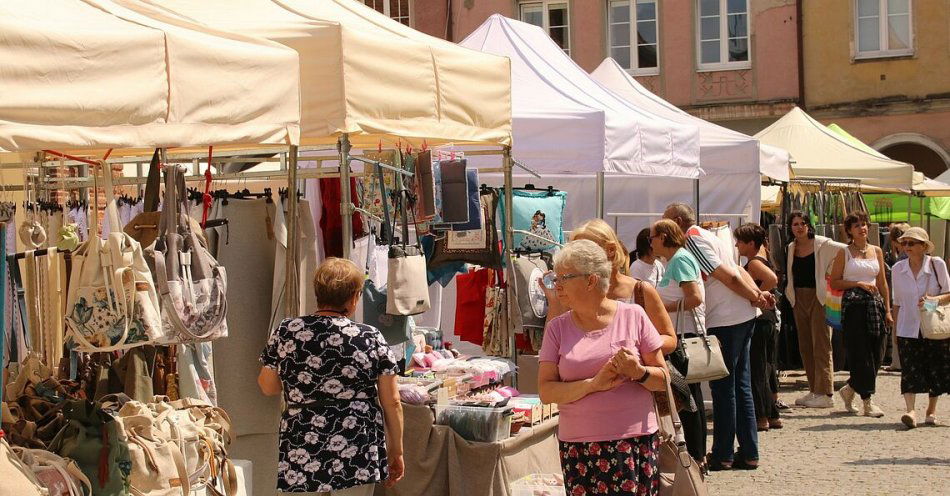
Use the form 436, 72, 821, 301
705, 370, 950, 495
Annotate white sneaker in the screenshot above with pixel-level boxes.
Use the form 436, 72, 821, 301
838, 385, 858, 413
863, 399, 885, 418
901, 412, 916, 429
802, 394, 835, 408
795, 392, 816, 406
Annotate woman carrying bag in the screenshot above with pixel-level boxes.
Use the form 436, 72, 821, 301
649, 219, 708, 464
829, 212, 892, 418
890, 227, 950, 428
785, 211, 844, 409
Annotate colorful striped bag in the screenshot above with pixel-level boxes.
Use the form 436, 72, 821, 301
824, 275, 844, 330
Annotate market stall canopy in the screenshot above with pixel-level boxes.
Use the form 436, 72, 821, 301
0, 0, 301, 156
755, 107, 913, 190
118, 0, 512, 148
461, 15, 700, 177
590, 58, 790, 182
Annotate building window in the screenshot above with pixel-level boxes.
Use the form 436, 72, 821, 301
608, 0, 659, 74
855, 0, 913, 59
362, 0, 412, 27
696, 0, 750, 71
520, 2, 571, 55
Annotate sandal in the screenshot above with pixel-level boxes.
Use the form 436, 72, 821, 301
706, 456, 733, 471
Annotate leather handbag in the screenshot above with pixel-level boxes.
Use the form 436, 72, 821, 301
147, 165, 228, 343
674, 300, 729, 383
656, 371, 708, 496
920, 258, 950, 340
64, 162, 164, 352
386, 187, 430, 316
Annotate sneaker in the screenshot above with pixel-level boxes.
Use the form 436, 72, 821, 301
925, 414, 937, 426
863, 399, 885, 418
901, 412, 916, 429
801, 394, 834, 408
795, 392, 816, 406
838, 385, 858, 413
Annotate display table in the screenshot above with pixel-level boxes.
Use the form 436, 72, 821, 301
377, 403, 561, 496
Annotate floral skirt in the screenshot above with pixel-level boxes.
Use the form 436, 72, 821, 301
558, 433, 660, 496
898, 337, 950, 396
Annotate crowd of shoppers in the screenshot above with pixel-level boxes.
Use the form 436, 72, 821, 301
254, 203, 948, 496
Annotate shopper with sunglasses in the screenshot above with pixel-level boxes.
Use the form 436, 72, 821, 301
650, 219, 708, 462
890, 227, 950, 428
538, 239, 668, 495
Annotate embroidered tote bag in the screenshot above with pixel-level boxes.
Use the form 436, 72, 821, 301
65, 163, 163, 352
499, 189, 567, 253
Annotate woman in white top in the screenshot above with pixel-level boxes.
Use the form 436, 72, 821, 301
630, 228, 665, 288
890, 227, 950, 428
829, 212, 892, 418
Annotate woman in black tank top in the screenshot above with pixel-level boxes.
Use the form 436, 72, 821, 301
736, 224, 783, 434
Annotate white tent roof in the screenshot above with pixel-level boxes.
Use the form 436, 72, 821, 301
461, 15, 700, 177
591, 58, 790, 182
118, 0, 512, 148
0, 0, 301, 156
755, 107, 914, 190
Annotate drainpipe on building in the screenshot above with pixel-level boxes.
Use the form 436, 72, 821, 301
797, 0, 806, 109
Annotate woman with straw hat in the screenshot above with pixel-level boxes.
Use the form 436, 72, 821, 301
890, 227, 950, 428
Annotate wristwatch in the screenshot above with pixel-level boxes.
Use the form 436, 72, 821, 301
635, 369, 651, 384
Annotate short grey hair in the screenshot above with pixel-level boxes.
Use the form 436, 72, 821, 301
664, 202, 696, 228
553, 239, 611, 293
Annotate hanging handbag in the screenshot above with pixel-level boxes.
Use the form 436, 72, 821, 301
920, 257, 950, 340
656, 371, 708, 496
64, 162, 163, 352
509, 254, 549, 331
124, 149, 163, 247
429, 188, 502, 269
362, 165, 411, 345
673, 300, 728, 384
148, 165, 228, 343
386, 188, 430, 316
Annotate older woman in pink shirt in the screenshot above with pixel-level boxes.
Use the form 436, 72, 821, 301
539, 240, 669, 495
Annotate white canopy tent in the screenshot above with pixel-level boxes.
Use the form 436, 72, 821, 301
755, 107, 914, 191
460, 15, 700, 177
0, 0, 301, 156
118, 0, 512, 148
591, 58, 790, 183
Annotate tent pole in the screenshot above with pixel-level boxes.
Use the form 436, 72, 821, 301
503, 145, 517, 388
338, 134, 353, 259
907, 192, 913, 223
920, 196, 925, 229
693, 179, 700, 219
285, 145, 300, 317
595, 172, 605, 219
926, 197, 932, 233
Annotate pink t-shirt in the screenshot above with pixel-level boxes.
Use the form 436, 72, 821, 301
539, 302, 663, 442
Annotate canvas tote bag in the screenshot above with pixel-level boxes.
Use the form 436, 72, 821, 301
64, 162, 164, 352
386, 187, 430, 316
148, 165, 228, 343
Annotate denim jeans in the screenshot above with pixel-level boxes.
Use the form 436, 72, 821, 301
709, 319, 759, 462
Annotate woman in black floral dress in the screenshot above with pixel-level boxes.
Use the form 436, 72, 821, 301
258, 258, 404, 495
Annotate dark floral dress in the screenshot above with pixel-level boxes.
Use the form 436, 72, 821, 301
260, 315, 399, 493
559, 434, 660, 495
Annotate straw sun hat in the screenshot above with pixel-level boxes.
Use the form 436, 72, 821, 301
898, 227, 935, 253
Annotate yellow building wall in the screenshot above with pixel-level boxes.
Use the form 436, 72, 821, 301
803, 0, 950, 107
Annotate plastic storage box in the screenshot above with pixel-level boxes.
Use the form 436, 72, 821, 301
510, 473, 566, 496
435, 404, 513, 443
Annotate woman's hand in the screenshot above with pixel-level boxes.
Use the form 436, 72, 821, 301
610, 347, 646, 380
857, 282, 878, 294
590, 361, 625, 392
384, 453, 405, 488
885, 311, 894, 327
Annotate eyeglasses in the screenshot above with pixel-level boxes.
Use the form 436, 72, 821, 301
900, 240, 923, 247
542, 272, 589, 290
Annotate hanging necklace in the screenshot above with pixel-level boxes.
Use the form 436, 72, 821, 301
851, 243, 869, 256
